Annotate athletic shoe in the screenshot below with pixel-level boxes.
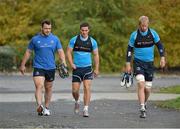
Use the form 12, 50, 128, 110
74, 102, 80, 114
145, 104, 147, 110
37, 105, 44, 116
126, 74, 131, 88
120, 72, 133, 87
43, 107, 51, 116
83, 109, 89, 117
126, 73, 133, 88
120, 73, 126, 86
139, 109, 146, 118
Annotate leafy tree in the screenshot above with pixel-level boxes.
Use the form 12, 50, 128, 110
0, 0, 179, 72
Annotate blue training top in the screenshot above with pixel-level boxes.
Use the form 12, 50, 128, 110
128, 28, 160, 62
28, 33, 62, 70
68, 35, 98, 67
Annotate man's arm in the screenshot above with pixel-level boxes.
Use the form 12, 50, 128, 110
125, 45, 133, 73
66, 47, 76, 69
19, 49, 32, 75
155, 41, 166, 68
57, 49, 67, 66
93, 49, 99, 77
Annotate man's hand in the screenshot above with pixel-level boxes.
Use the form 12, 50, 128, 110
125, 62, 131, 73
19, 49, 31, 75
19, 65, 26, 75
93, 69, 99, 78
56, 63, 69, 79
160, 57, 166, 68
71, 63, 76, 70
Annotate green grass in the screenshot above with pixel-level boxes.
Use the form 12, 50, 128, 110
156, 85, 180, 110
156, 97, 180, 110
159, 85, 180, 94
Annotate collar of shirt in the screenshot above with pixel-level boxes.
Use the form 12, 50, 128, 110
80, 34, 89, 41
139, 29, 148, 36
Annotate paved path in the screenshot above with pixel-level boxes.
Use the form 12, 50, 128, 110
0, 93, 180, 102
0, 74, 180, 128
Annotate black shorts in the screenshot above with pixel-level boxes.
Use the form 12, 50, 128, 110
33, 68, 55, 82
72, 66, 93, 82
133, 59, 154, 81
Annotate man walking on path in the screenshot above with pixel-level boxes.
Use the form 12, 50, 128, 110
67, 22, 99, 117
125, 16, 166, 118
20, 19, 67, 116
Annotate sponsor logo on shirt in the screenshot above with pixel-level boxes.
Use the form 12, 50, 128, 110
40, 42, 52, 48
35, 71, 40, 75
50, 40, 54, 44
137, 67, 141, 71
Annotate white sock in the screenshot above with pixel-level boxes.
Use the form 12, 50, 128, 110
84, 106, 88, 111
140, 104, 145, 110
75, 100, 80, 104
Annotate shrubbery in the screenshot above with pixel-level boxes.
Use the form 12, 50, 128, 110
0, 46, 16, 72
0, 0, 180, 72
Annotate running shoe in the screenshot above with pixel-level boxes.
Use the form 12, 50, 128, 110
83, 109, 89, 117
145, 104, 147, 110
120, 72, 133, 88
74, 102, 80, 114
139, 109, 146, 118
37, 105, 44, 116
126, 74, 131, 88
126, 73, 133, 88
43, 107, 51, 116
120, 73, 127, 86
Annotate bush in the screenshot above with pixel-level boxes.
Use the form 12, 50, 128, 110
0, 45, 16, 72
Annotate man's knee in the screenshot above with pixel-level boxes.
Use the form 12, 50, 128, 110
35, 84, 44, 90
83, 86, 90, 92
136, 74, 145, 82
45, 82, 53, 90
145, 81, 152, 88
72, 89, 79, 94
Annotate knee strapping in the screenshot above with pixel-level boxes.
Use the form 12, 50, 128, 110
136, 74, 145, 82
145, 81, 152, 88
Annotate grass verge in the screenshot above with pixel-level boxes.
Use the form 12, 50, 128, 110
155, 85, 180, 110
159, 85, 180, 94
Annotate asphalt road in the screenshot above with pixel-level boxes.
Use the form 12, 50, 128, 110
0, 74, 180, 128
0, 74, 180, 93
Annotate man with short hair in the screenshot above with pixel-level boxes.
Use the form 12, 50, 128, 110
20, 19, 67, 116
125, 16, 166, 118
67, 22, 99, 117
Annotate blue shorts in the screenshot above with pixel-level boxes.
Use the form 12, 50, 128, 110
133, 59, 154, 81
33, 68, 55, 82
72, 66, 93, 82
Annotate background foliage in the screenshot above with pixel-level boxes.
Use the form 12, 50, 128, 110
0, 0, 180, 72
